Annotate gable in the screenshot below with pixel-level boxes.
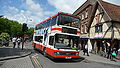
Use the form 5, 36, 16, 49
100, 1, 120, 22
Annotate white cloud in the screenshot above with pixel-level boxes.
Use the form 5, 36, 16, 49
3, 0, 87, 27
25, 0, 43, 12
6, 0, 120, 28
3, 0, 47, 27
47, 0, 86, 13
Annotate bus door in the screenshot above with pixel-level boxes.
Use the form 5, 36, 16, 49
46, 35, 55, 56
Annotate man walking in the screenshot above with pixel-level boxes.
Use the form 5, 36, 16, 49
12, 37, 17, 48
17, 37, 21, 48
83, 43, 89, 56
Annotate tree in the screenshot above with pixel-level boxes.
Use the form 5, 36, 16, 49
0, 17, 34, 38
26, 28, 34, 38
0, 32, 10, 41
0, 17, 22, 37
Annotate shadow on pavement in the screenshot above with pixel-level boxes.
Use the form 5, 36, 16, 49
0, 48, 31, 58
51, 57, 85, 63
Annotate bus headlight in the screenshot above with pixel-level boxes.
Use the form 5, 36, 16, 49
54, 52, 60, 55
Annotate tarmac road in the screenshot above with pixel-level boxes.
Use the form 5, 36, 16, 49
30, 49, 120, 68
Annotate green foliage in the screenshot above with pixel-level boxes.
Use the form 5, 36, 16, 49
0, 32, 10, 41
26, 28, 34, 38
0, 18, 22, 37
0, 17, 34, 38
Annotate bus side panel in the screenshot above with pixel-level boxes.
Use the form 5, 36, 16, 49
34, 43, 44, 51
36, 44, 40, 49
46, 47, 54, 56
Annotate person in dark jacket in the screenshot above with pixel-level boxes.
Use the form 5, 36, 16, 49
83, 44, 89, 56
107, 46, 112, 59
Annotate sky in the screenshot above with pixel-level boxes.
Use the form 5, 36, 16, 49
0, 0, 120, 27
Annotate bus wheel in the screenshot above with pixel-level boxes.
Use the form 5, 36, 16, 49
34, 44, 36, 49
43, 48, 47, 57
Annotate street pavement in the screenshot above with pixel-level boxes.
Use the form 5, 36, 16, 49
0, 42, 34, 68
79, 51, 120, 67
0, 56, 34, 68
0, 42, 32, 61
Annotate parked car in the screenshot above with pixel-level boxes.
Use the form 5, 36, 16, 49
2, 41, 9, 46
0, 41, 9, 47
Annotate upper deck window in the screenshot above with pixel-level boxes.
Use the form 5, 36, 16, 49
58, 14, 80, 28
35, 16, 57, 30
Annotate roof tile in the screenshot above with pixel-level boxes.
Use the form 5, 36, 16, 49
101, 1, 120, 22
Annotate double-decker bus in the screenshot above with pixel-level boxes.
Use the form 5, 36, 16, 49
32, 12, 80, 59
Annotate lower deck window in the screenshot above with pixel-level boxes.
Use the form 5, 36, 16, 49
35, 36, 43, 43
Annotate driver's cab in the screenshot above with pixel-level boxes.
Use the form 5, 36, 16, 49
48, 33, 79, 50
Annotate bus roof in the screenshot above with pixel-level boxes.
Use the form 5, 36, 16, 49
36, 12, 79, 26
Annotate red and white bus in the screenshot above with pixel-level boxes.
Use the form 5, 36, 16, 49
32, 12, 80, 59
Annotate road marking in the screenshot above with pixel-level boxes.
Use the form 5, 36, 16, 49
32, 57, 40, 68
32, 56, 43, 68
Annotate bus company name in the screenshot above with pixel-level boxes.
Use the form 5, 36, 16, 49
35, 29, 44, 35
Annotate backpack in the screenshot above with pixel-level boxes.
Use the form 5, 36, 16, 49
112, 51, 117, 56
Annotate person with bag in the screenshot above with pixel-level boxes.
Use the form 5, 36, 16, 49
17, 37, 21, 48
12, 37, 17, 48
83, 44, 89, 56
111, 48, 117, 61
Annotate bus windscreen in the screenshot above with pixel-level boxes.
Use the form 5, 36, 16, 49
54, 34, 79, 49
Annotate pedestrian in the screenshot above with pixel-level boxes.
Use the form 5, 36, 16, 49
83, 43, 89, 56
107, 46, 112, 59
118, 48, 120, 56
17, 37, 21, 48
10, 37, 12, 42
12, 37, 17, 48
111, 48, 117, 61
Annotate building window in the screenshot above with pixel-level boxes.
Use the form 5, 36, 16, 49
95, 14, 100, 24
81, 24, 87, 34
84, 24, 87, 33
85, 11, 88, 18
81, 25, 84, 33
95, 25, 102, 33
82, 13, 84, 20
79, 15, 81, 19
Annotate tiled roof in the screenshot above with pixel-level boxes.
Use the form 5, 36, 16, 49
101, 1, 120, 22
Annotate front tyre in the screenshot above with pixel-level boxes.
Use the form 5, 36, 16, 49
33, 44, 36, 50
43, 48, 47, 57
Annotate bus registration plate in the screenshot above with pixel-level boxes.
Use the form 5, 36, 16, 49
65, 57, 72, 59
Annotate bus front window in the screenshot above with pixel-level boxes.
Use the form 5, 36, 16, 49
55, 34, 79, 49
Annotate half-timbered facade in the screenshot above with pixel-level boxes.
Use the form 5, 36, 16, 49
73, 0, 120, 54
89, 0, 120, 53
